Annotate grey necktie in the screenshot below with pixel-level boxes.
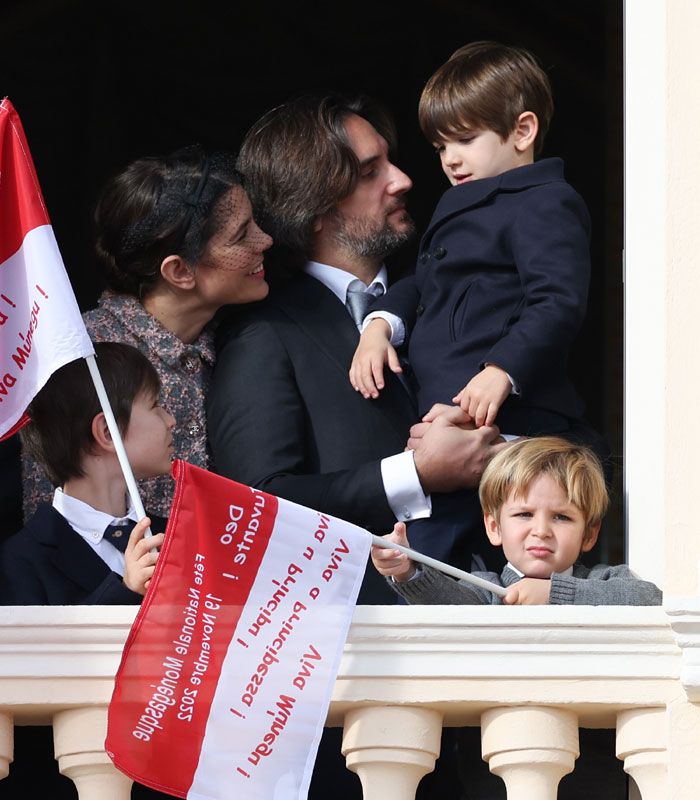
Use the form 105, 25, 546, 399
345, 279, 385, 328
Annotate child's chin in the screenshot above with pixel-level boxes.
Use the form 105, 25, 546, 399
523, 566, 554, 580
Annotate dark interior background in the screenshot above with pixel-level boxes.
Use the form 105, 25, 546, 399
0, 0, 624, 559
0, 3, 625, 796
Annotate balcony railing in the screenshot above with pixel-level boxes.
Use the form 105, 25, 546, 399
1, 603, 698, 799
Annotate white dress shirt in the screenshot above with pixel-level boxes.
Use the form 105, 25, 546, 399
506, 562, 574, 578
52, 488, 139, 576
303, 260, 431, 522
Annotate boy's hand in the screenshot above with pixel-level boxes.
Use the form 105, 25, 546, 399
503, 578, 551, 605
453, 365, 511, 427
370, 522, 416, 582
349, 319, 402, 399
408, 405, 506, 491
122, 517, 165, 596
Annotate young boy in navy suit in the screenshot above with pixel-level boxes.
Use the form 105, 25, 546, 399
0, 342, 174, 605
352, 40, 590, 432
350, 41, 599, 569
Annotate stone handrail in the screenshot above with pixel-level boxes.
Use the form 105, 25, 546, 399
0, 604, 694, 798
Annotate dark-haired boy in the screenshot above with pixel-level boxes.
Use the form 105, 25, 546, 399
0, 342, 174, 605
351, 41, 601, 568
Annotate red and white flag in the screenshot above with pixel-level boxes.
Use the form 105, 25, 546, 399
106, 461, 371, 799
0, 98, 93, 438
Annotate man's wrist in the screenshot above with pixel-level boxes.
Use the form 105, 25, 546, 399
380, 451, 431, 521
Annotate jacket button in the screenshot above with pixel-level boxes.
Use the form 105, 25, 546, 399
420, 252, 430, 263
433, 246, 447, 259
416, 305, 425, 316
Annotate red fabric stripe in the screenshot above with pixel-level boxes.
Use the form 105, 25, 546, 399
0, 99, 50, 266
106, 462, 279, 797
0, 411, 30, 442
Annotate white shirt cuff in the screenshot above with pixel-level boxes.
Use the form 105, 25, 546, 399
362, 311, 405, 346
380, 450, 432, 522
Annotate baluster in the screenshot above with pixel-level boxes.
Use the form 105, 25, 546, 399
53, 706, 132, 800
481, 705, 579, 799
342, 706, 442, 800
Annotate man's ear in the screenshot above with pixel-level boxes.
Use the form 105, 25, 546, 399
312, 216, 324, 233
159, 254, 196, 291
512, 111, 539, 154
484, 512, 502, 547
580, 521, 601, 553
90, 412, 115, 453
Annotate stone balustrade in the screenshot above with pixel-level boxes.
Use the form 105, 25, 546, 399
0, 604, 697, 799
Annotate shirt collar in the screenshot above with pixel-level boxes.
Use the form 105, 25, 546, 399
506, 561, 574, 579
52, 487, 139, 545
304, 261, 388, 305
98, 290, 217, 368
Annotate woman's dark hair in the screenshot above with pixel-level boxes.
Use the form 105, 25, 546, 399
21, 342, 161, 487
95, 146, 242, 298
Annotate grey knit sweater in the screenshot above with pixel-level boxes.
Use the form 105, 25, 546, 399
390, 562, 662, 606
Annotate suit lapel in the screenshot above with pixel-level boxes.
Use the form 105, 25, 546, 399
423, 157, 565, 244
32, 506, 113, 591
277, 273, 418, 426
276, 273, 360, 377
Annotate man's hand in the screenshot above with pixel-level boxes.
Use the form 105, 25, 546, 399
453, 365, 511, 427
370, 522, 416, 582
122, 518, 165, 596
349, 319, 401, 399
503, 578, 551, 605
409, 405, 507, 492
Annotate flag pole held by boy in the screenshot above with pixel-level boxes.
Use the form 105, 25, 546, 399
0, 98, 148, 522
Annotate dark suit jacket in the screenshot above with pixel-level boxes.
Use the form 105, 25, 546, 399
376, 158, 590, 433
0, 504, 167, 606
208, 274, 419, 602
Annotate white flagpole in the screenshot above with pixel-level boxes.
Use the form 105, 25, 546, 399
85, 354, 152, 537
370, 534, 508, 598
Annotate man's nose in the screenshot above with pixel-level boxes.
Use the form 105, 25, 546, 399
387, 162, 412, 195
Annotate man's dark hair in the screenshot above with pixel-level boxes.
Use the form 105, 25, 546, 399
95, 146, 243, 299
21, 342, 161, 487
237, 94, 397, 271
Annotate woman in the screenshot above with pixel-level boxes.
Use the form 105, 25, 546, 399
23, 146, 272, 518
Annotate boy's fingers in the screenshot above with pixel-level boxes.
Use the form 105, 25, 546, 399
360, 362, 377, 398
503, 587, 518, 605
370, 358, 384, 393
387, 347, 403, 375
421, 403, 454, 422
485, 403, 498, 426
475, 401, 489, 428
133, 532, 164, 557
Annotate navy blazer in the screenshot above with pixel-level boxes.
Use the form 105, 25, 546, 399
208, 273, 420, 604
209, 273, 417, 532
0, 504, 167, 606
376, 158, 590, 434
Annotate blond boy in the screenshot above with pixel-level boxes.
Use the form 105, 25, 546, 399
373, 437, 661, 605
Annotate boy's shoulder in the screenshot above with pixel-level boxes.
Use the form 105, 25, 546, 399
3, 503, 69, 552
428, 158, 585, 228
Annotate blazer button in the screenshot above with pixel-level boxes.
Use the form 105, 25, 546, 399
420, 252, 430, 263
416, 304, 425, 316
433, 246, 447, 259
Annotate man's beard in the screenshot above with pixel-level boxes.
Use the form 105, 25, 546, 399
332, 210, 415, 259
